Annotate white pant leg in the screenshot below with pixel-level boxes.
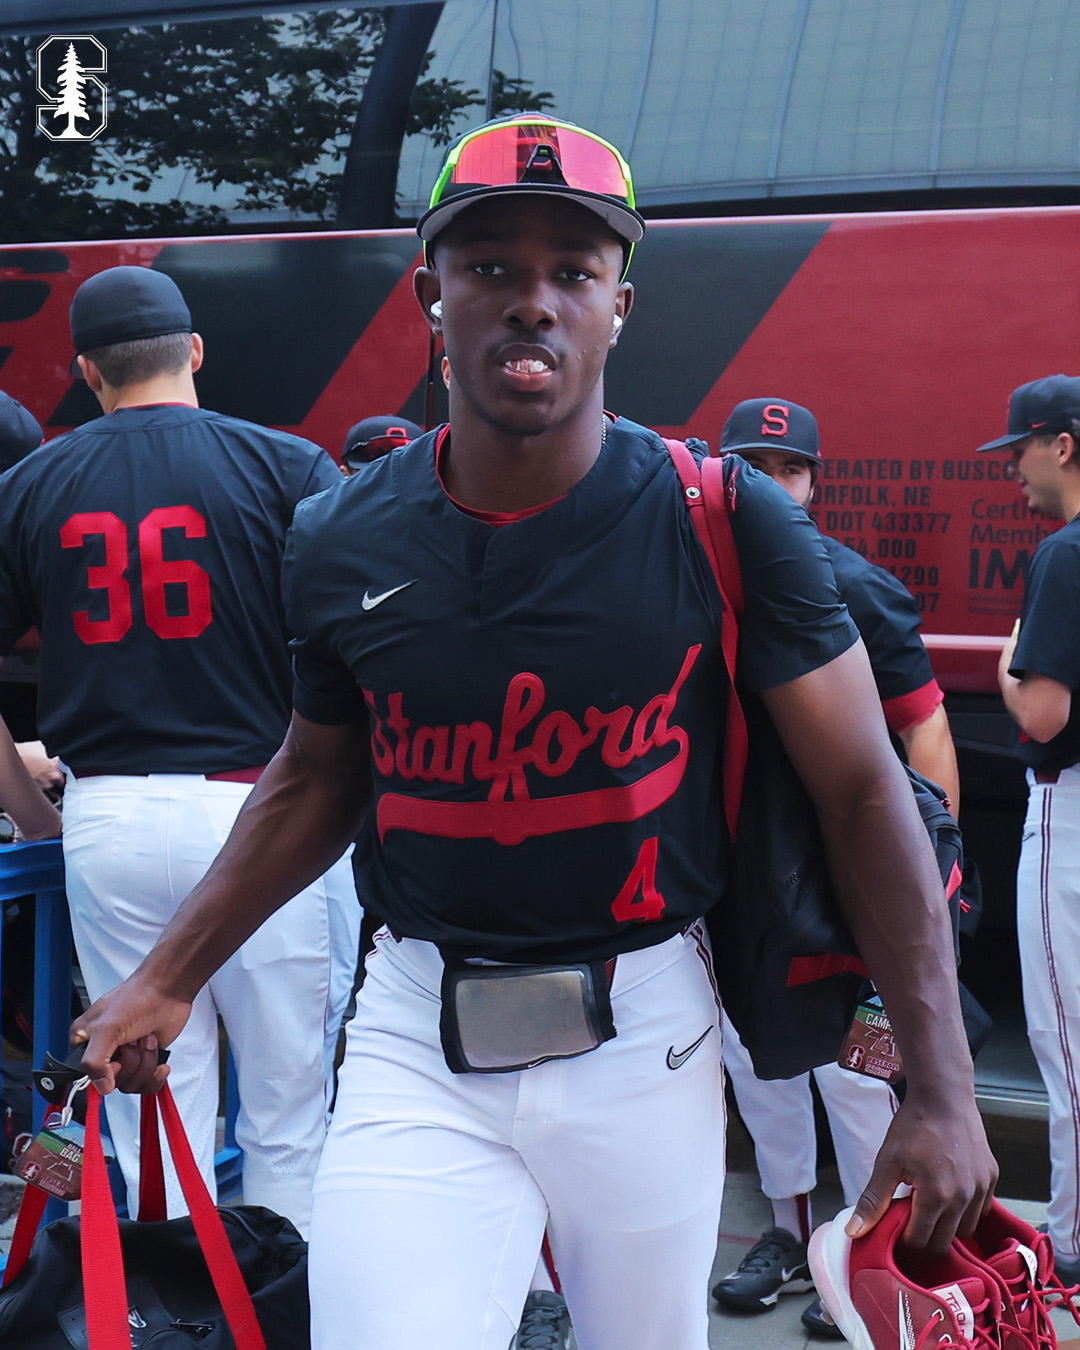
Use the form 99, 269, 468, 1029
63, 776, 224, 1217
309, 926, 725, 1350
63, 773, 357, 1231
529, 930, 725, 1350
721, 1011, 817, 1200
322, 850, 362, 1083
811, 1061, 896, 1207
209, 850, 358, 1237
310, 931, 548, 1350
1017, 767, 1080, 1261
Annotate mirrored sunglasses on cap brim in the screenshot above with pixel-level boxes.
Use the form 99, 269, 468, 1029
433, 119, 635, 206
424, 119, 640, 276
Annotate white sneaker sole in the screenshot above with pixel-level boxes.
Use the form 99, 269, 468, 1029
807, 1207, 876, 1350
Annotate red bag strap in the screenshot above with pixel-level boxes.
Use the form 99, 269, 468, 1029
3, 1091, 167, 1290
2, 1173, 48, 1285
663, 439, 748, 837
155, 1085, 266, 1350
137, 1094, 167, 1222
83, 1088, 136, 1348
73, 1085, 266, 1350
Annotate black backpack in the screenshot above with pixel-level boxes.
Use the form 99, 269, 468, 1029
665, 439, 964, 1079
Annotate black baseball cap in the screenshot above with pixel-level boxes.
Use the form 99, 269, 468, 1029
342, 415, 423, 466
976, 374, 1080, 451
719, 398, 821, 463
70, 266, 192, 377
0, 392, 42, 473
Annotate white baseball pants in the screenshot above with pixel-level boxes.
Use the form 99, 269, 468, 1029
62, 772, 361, 1236
1017, 764, 1080, 1263
309, 925, 726, 1350
722, 1012, 896, 1206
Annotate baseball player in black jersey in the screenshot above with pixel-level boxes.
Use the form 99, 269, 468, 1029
0, 267, 360, 1232
711, 397, 960, 1338
979, 375, 1080, 1285
73, 117, 993, 1350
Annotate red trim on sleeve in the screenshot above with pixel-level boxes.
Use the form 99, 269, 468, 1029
434, 425, 567, 525
881, 679, 944, 734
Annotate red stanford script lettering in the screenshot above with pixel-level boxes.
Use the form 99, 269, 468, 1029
367, 644, 702, 847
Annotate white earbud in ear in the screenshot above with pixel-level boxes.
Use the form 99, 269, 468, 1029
611, 314, 623, 334
430, 300, 443, 320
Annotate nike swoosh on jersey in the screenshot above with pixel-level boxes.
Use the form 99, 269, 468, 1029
666, 1026, 713, 1070
362, 580, 418, 611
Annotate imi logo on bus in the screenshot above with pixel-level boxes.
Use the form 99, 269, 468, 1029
35, 36, 107, 142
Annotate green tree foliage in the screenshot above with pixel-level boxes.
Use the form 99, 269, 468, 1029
0, 10, 553, 242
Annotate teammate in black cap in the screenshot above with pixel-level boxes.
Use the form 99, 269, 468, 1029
713, 397, 959, 1339
979, 374, 1080, 1285
340, 415, 422, 476
0, 265, 360, 1231
73, 118, 993, 1350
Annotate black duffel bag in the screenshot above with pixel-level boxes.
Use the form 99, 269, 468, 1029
0, 1084, 309, 1349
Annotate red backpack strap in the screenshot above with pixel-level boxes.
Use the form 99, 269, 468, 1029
663, 438, 748, 838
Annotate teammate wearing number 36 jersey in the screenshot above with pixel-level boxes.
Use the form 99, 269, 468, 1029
0, 266, 359, 1234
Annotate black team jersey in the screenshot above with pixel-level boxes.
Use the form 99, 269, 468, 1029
1009, 513, 1080, 773
284, 419, 857, 964
0, 404, 339, 774
820, 535, 943, 734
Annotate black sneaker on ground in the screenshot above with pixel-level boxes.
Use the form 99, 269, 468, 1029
511, 1290, 573, 1350
800, 1295, 846, 1340
711, 1226, 814, 1312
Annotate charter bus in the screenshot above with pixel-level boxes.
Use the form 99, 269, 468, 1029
4, 0, 1079, 1118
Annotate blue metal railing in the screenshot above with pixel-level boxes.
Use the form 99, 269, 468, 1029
0, 839, 240, 1263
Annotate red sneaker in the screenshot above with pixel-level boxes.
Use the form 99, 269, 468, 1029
808, 1197, 1008, 1349
957, 1199, 1080, 1348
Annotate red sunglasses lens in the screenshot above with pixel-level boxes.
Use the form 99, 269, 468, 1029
450, 123, 628, 200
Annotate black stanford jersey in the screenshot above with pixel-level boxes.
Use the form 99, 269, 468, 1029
285, 419, 857, 963
0, 404, 338, 773
820, 535, 943, 734
1010, 513, 1080, 773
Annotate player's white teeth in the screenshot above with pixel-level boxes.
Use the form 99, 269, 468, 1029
505, 359, 550, 374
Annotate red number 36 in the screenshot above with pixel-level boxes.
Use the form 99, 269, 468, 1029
60, 506, 213, 644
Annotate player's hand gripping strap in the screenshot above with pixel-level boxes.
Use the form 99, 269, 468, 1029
4, 1085, 267, 1350
662, 439, 747, 838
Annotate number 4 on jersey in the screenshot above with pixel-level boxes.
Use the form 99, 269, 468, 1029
61, 506, 213, 644
610, 836, 666, 924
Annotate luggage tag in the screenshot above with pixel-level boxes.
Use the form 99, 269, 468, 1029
838, 993, 904, 1084
16, 1075, 112, 1200
19, 1043, 145, 1198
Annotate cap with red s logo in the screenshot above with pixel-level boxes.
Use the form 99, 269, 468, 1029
718, 397, 821, 462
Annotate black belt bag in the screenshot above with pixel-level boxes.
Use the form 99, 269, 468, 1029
439, 955, 616, 1075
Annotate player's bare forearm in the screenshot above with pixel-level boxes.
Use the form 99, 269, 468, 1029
72, 712, 371, 1093
999, 660, 1071, 744
763, 641, 996, 1249
0, 718, 61, 839
898, 705, 960, 817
